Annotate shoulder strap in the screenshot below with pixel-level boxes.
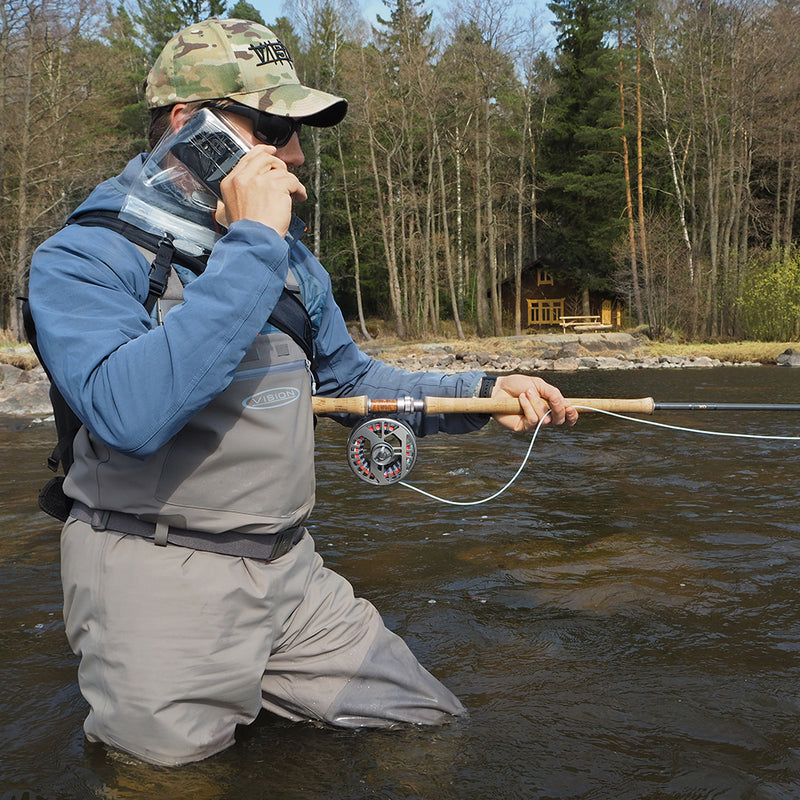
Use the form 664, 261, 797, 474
67, 210, 209, 275
69, 209, 316, 367
270, 287, 315, 367
68, 210, 208, 313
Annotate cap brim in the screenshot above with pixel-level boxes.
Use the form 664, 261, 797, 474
230, 84, 348, 127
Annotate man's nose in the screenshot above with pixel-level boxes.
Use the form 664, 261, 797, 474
277, 132, 304, 167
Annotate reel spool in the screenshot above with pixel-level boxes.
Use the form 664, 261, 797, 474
347, 417, 417, 485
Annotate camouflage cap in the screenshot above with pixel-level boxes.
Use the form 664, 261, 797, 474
146, 18, 347, 126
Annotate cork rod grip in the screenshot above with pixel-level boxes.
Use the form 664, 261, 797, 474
311, 395, 656, 416
312, 395, 371, 415
422, 396, 656, 415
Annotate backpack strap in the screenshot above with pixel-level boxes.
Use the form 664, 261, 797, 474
275, 287, 315, 368
143, 236, 175, 314
67, 210, 209, 314
67, 210, 209, 274
67, 210, 314, 365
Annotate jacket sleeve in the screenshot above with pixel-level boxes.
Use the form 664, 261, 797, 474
297, 244, 489, 437
29, 219, 292, 458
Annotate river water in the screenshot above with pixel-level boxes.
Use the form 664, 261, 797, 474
1, 366, 799, 800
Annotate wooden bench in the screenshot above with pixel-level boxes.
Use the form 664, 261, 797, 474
558, 315, 612, 333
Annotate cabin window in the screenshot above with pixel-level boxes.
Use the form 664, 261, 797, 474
527, 298, 564, 326
537, 269, 554, 286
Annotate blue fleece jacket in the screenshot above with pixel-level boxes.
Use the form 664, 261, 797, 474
28, 155, 487, 459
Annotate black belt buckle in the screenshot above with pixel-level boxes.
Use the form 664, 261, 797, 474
91, 509, 112, 531
268, 528, 297, 561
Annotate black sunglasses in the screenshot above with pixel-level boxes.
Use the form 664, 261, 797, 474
214, 102, 302, 148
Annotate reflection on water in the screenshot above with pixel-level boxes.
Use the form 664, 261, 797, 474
1, 367, 799, 799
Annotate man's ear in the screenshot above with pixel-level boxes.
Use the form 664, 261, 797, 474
170, 103, 191, 133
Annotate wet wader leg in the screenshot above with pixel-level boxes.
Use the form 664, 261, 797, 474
62, 519, 461, 766
260, 536, 466, 728
61, 518, 283, 766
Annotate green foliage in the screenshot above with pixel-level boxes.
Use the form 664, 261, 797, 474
539, 0, 625, 290
133, 0, 229, 59
227, 1, 264, 24
374, 0, 433, 60
103, 4, 150, 145
738, 251, 800, 342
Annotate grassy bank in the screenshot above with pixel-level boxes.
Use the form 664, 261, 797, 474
358, 330, 795, 365
350, 319, 795, 364
642, 340, 796, 364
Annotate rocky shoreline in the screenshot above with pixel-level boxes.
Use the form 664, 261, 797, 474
364, 332, 765, 374
0, 359, 51, 418
2, 333, 798, 418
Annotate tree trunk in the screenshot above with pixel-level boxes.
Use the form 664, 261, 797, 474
618, 23, 643, 326
634, 14, 650, 330
435, 132, 464, 338
454, 125, 466, 320
336, 129, 371, 341
647, 38, 694, 329
9, 7, 36, 337
366, 117, 404, 337
484, 97, 503, 336
311, 126, 322, 259
474, 117, 490, 336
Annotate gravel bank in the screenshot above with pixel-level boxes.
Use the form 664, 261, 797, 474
361, 332, 767, 375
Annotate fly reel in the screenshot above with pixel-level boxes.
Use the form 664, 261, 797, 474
347, 417, 417, 485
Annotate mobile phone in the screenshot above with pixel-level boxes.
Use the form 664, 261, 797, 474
170, 114, 248, 198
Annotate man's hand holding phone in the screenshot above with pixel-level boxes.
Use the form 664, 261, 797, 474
216, 146, 307, 238
168, 109, 307, 239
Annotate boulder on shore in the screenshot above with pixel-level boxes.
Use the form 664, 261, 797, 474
777, 348, 800, 367
0, 361, 51, 416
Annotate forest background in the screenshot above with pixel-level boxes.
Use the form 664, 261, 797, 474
1, 0, 799, 345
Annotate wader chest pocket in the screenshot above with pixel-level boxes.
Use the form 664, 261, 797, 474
154, 334, 314, 522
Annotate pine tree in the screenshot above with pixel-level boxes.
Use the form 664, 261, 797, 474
374, 0, 433, 73
539, 0, 625, 295
133, 0, 228, 60
227, 2, 264, 24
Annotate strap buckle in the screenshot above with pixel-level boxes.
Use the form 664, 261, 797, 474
90, 509, 111, 531
268, 528, 297, 561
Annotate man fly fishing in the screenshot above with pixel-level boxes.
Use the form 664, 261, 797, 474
27, 18, 578, 765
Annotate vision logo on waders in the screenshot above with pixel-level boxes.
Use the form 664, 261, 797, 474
243, 387, 301, 410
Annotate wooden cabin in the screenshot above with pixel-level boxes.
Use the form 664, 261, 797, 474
499, 263, 622, 332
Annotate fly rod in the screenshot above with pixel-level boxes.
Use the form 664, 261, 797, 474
312, 395, 800, 417
310, 395, 800, 486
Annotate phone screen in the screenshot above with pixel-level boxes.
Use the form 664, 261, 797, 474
170, 112, 248, 198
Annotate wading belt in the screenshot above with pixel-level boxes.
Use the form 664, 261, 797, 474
70, 500, 304, 561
